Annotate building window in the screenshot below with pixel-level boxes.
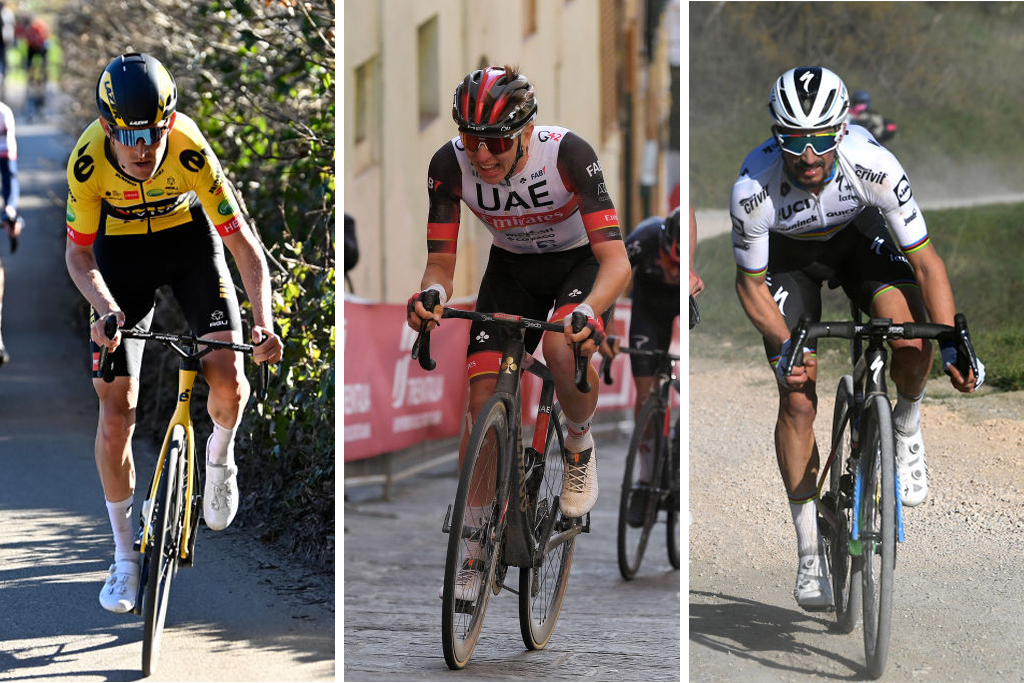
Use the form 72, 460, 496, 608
524, 0, 537, 38
418, 17, 440, 128
353, 56, 378, 172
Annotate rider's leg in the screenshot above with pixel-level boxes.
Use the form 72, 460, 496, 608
872, 284, 932, 505
774, 367, 821, 557
94, 374, 142, 612
200, 330, 249, 458
200, 330, 249, 530
632, 375, 657, 480
542, 330, 600, 517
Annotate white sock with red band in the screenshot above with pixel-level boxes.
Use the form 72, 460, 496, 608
564, 415, 594, 453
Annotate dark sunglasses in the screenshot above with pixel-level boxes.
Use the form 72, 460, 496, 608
773, 127, 842, 156
460, 131, 520, 155
111, 125, 170, 146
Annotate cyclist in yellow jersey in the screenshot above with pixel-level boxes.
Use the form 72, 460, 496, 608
64, 53, 283, 613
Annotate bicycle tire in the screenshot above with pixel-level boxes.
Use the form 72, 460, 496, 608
441, 395, 511, 670
860, 395, 896, 679
827, 375, 862, 634
519, 404, 576, 650
617, 395, 664, 580
142, 424, 187, 677
666, 416, 680, 569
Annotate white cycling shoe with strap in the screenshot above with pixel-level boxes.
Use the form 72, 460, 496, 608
896, 426, 928, 507
794, 552, 833, 611
204, 436, 239, 530
99, 559, 140, 613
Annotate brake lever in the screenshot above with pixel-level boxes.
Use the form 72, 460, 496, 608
99, 314, 119, 384
570, 311, 591, 393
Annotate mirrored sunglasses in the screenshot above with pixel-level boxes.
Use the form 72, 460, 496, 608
460, 132, 518, 155
112, 125, 169, 146
774, 128, 841, 156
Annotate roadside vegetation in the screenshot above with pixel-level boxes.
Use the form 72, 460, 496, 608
690, 2, 1024, 208
56, 0, 335, 569
692, 202, 1024, 391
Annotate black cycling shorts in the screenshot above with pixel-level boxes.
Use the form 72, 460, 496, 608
90, 199, 242, 379
628, 278, 680, 377
468, 244, 610, 380
762, 207, 916, 359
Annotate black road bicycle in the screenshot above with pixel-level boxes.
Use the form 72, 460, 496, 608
99, 316, 268, 677
412, 291, 593, 670
781, 308, 980, 679
601, 346, 680, 579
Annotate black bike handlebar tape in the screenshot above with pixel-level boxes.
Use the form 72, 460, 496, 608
100, 314, 118, 384
412, 289, 440, 371
571, 311, 591, 393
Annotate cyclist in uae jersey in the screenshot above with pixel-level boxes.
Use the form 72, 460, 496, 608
64, 53, 283, 615
406, 65, 630, 601
0, 98, 19, 365
730, 66, 981, 613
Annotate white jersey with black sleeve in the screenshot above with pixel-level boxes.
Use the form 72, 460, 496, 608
730, 124, 928, 277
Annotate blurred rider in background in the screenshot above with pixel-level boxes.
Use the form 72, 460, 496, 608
847, 89, 897, 144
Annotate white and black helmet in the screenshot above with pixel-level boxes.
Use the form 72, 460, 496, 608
768, 66, 849, 130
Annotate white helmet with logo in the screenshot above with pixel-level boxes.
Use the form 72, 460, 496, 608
768, 66, 849, 130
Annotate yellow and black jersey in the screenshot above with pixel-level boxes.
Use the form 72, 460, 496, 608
65, 112, 243, 246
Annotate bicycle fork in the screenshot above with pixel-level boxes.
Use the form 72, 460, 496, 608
138, 358, 200, 561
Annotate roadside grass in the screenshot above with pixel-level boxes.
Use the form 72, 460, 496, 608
692, 203, 1024, 391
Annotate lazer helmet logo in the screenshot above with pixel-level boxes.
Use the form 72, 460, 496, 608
102, 75, 120, 122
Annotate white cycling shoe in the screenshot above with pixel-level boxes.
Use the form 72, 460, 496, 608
896, 427, 929, 507
438, 559, 484, 602
99, 559, 140, 613
204, 465, 239, 531
560, 445, 598, 518
794, 553, 833, 611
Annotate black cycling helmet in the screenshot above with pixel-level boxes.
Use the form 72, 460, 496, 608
661, 207, 680, 264
452, 65, 537, 137
96, 53, 177, 128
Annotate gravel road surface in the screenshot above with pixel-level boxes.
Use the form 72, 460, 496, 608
689, 347, 1024, 681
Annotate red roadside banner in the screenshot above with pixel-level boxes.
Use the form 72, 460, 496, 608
343, 298, 678, 462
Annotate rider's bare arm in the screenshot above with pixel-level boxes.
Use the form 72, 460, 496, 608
222, 226, 283, 364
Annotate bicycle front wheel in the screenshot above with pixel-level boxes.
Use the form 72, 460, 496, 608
519, 404, 576, 650
617, 395, 664, 580
665, 416, 680, 569
142, 424, 187, 677
860, 394, 896, 679
441, 395, 511, 670
827, 375, 862, 634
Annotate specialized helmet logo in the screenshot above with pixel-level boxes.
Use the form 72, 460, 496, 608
799, 70, 814, 93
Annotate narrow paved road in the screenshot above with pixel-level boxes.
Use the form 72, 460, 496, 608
344, 426, 681, 681
0, 91, 334, 680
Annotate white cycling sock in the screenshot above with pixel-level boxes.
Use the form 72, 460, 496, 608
106, 494, 135, 564
892, 389, 924, 436
789, 499, 820, 558
206, 421, 238, 467
564, 415, 594, 453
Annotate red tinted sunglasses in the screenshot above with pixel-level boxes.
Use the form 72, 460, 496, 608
460, 132, 518, 155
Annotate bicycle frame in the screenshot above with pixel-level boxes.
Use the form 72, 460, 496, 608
788, 313, 980, 550
140, 354, 200, 558
437, 320, 589, 570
